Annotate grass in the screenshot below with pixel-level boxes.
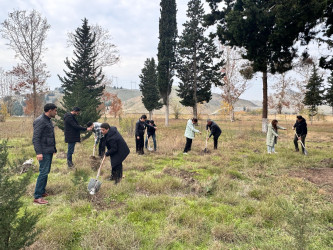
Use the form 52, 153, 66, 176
1, 114, 333, 249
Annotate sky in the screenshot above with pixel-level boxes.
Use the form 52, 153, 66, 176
0, 0, 331, 101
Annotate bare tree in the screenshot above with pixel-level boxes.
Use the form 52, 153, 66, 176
1, 10, 50, 118
0, 68, 13, 98
67, 23, 120, 69
219, 46, 251, 121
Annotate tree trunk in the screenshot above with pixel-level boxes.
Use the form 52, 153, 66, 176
262, 71, 268, 132
230, 105, 235, 122
165, 95, 169, 126
193, 50, 198, 118
149, 110, 152, 120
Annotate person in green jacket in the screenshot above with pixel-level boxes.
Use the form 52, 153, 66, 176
266, 119, 286, 154
183, 118, 201, 154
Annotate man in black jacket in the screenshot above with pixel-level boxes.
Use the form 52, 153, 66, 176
135, 115, 147, 154
293, 115, 307, 154
32, 103, 57, 205
145, 120, 157, 151
100, 123, 130, 184
206, 119, 222, 149
64, 107, 92, 168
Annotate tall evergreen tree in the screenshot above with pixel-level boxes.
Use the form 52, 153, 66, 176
176, 0, 222, 118
57, 18, 104, 129
139, 58, 163, 119
304, 64, 324, 122
0, 140, 39, 249
324, 71, 333, 115
157, 0, 177, 126
205, 0, 327, 132
319, 0, 333, 70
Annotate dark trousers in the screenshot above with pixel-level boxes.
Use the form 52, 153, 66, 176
136, 135, 144, 154
111, 163, 123, 184
34, 154, 53, 199
67, 142, 76, 162
183, 137, 192, 153
294, 135, 306, 153
145, 134, 157, 151
213, 135, 220, 149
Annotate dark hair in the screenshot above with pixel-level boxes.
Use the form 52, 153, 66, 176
86, 121, 93, 127
100, 123, 110, 130
192, 118, 198, 123
296, 115, 303, 120
150, 120, 154, 124
271, 119, 278, 130
141, 115, 147, 119
44, 103, 57, 112
72, 107, 81, 112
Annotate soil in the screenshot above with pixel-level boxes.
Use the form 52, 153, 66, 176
289, 162, 333, 201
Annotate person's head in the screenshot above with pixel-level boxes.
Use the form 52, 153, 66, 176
192, 118, 198, 124
271, 119, 278, 129
149, 120, 154, 125
100, 123, 110, 135
207, 119, 212, 126
140, 115, 147, 122
86, 121, 94, 129
44, 103, 57, 118
296, 115, 303, 122
71, 107, 81, 116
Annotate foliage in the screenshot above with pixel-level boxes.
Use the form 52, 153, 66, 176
324, 71, 333, 114
139, 58, 163, 116
170, 98, 183, 119
109, 93, 123, 118
0, 101, 9, 121
57, 18, 105, 130
319, 0, 333, 70
0, 140, 40, 249
176, 0, 222, 118
24, 93, 45, 116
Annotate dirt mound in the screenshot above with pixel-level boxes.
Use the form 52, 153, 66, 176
290, 167, 333, 201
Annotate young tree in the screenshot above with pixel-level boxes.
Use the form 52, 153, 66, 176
109, 93, 122, 118
24, 93, 44, 116
205, 0, 327, 132
325, 72, 333, 115
1, 10, 50, 118
219, 46, 250, 121
58, 18, 104, 130
0, 68, 13, 98
0, 140, 39, 249
176, 0, 222, 118
304, 64, 324, 123
139, 58, 163, 119
157, 0, 177, 126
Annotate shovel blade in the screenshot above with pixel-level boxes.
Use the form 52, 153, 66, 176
87, 178, 102, 195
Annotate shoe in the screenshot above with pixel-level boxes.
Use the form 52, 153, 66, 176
295, 149, 299, 152
42, 193, 49, 197
273, 152, 277, 154
268, 152, 271, 154
67, 161, 74, 168
183, 152, 188, 155
33, 198, 48, 205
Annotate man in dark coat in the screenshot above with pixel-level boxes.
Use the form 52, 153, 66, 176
293, 115, 307, 154
145, 120, 157, 151
135, 115, 147, 155
206, 119, 222, 149
63, 107, 92, 168
100, 123, 130, 184
32, 103, 57, 205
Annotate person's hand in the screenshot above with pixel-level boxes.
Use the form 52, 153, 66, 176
87, 127, 92, 131
154, 127, 157, 130
137, 136, 140, 139
36, 154, 43, 161
298, 137, 301, 140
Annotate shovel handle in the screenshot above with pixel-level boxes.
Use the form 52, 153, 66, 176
96, 155, 106, 179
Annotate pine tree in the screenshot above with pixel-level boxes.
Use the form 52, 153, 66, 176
0, 140, 40, 249
304, 64, 324, 122
324, 71, 333, 115
57, 18, 104, 129
176, 0, 222, 118
139, 58, 163, 119
157, 0, 177, 126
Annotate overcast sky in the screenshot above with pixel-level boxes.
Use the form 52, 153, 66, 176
0, 0, 330, 101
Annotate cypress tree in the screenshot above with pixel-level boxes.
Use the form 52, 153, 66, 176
304, 64, 324, 122
139, 58, 163, 119
324, 71, 333, 115
0, 140, 39, 249
176, 0, 222, 118
57, 18, 104, 129
157, 0, 177, 126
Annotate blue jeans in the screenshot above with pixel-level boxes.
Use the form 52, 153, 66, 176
34, 154, 53, 199
67, 142, 76, 162
145, 134, 156, 150
267, 145, 275, 153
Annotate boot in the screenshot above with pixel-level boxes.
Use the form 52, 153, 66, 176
67, 161, 74, 168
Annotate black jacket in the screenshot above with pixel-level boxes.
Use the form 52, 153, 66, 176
293, 119, 307, 136
146, 123, 156, 136
64, 112, 87, 143
32, 114, 57, 155
104, 127, 130, 166
206, 121, 222, 138
135, 120, 146, 137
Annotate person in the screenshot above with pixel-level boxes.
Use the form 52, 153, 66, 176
266, 119, 286, 154
32, 103, 58, 205
64, 107, 92, 168
87, 121, 105, 157
145, 120, 157, 151
183, 118, 201, 154
206, 119, 222, 149
293, 115, 307, 154
135, 115, 151, 154
100, 123, 130, 184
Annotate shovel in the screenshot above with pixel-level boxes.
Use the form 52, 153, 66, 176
146, 134, 153, 151
203, 130, 209, 153
295, 132, 308, 155
87, 155, 106, 195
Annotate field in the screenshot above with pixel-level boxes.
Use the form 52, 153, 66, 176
1, 114, 333, 249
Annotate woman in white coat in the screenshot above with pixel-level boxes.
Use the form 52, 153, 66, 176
183, 118, 201, 154
266, 119, 286, 154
